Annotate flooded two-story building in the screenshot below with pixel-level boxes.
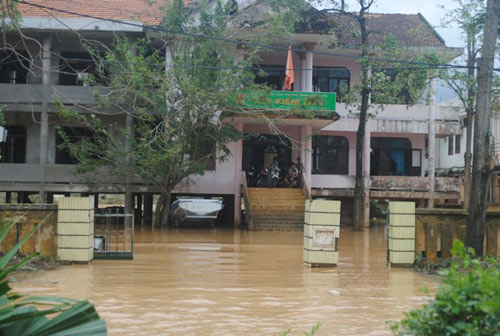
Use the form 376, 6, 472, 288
0, 0, 462, 229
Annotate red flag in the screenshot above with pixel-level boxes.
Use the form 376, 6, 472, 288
283, 47, 295, 91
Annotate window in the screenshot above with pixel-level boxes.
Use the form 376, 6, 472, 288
0, 126, 26, 163
448, 135, 454, 156
59, 52, 96, 86
455, 134, 461, 154
313, 67, 349, 98
371, 137, 414, 176
55, 127, 95, 164
312, 135, 349, 174
196, 138, 216, 171
253, 65, 285, 90
371, 69, 416, 104
0, 52, 29, 84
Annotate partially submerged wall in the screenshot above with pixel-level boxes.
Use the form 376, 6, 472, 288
0, 204, 57, 256
415, 209, 500, 261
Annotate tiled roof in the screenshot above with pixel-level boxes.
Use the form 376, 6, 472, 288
18, 0, 165, 25
326, 12, 446, 48
18, 1, 447, 48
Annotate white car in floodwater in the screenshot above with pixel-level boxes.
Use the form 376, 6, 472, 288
170, 198, 224, 227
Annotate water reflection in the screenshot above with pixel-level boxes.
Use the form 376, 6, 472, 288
15, 225, 438, 335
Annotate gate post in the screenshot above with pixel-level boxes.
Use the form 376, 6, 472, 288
388, 201, 415, 266
57, 196, 94, 262
303, 199, 341, 267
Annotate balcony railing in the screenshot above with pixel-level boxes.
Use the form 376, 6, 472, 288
370, 176, 460, 193
0, 83, 102, 107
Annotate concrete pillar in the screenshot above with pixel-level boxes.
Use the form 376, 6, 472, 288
135, 194, 143, 227
304, 43, 315, 92
125, 114, 134, 225
234, 45, 245, 64
144, 194, 153, 228
299, 52, 306, 92
363, 126, 371, 227
300, 126, 306, 169
428, 78, 436, 208
39, 36, 52, 203
234, 122, 243, 227
165, 42, 173, 71
305, 124, 313, 196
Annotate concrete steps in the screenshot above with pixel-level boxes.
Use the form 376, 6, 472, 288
247, 188, 305, 231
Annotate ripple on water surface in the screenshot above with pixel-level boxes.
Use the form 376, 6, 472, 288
15, 226, 438, 335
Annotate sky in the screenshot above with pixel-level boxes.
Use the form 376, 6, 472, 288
364, 0, 465, 102
368, 0, 463, 48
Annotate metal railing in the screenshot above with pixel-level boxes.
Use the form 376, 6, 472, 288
94, 212, 134, 260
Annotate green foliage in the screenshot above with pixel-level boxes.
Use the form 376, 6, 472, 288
281, 322, 322, 336
0, 0, 20, 32
56, 0, 289, 226
366, 35, 436, 107
0, 213, 106, 335
392, 239, 500, 336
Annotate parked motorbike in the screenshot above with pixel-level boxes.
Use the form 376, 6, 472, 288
256, 166, 269, 187
268, 162, 281, 187
246, 165, 258, 187
255, 163, 281, 187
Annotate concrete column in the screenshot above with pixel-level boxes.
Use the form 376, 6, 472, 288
305, 124, 313, 195
125, 114, 134, 225
234, 122, 243, 227
428, 78, 436, 208
298, 52, 306, 92
165, 42, 173, 71
39, 36, 52, 203
234, 45, 245, 64
304, 43, 315, 92
135, 194, 143, 227
144, 194, 153, 228
363, 126, 371, 228
300, 126, 306, 167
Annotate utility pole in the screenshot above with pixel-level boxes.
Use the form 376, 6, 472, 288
39, 35, 51, 203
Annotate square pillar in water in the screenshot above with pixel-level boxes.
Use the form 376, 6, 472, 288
303, 199, 340, 267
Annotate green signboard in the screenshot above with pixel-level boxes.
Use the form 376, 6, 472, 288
239, 91, 336, 112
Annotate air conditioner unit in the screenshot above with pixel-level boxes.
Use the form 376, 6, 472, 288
77, 72, 89, 86
0, 126, 7, 143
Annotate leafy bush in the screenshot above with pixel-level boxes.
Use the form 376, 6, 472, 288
392, 239, 500, 336
0, 213, 107, 335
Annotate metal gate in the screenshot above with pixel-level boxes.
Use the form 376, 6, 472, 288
94, 211, 134, 260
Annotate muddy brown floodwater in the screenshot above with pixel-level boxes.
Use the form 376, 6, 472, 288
15, 225, 438, 335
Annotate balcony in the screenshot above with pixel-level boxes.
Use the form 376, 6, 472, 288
312, 175, 460, 200
0, 84, 102, 112
0, 164, 154, 193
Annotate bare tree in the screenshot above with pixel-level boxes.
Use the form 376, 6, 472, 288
466, 0, 500, 255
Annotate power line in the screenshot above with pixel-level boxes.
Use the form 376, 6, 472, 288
14, 0, 476, 71
0, 55, 467, 72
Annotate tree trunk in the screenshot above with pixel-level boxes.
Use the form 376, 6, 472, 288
463, 43, 475, 210
463, 107, 473, 209
352, 15, 370, 232
466, 0, 500, 256
154, 192, 172, 229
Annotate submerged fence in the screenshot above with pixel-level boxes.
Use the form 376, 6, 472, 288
387, 201, 500, 265
94, 211, 134, 260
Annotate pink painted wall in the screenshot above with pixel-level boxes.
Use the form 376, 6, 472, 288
310, 131, 427, 189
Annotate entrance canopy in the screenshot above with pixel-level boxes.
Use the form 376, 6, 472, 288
227, 90, 340, 131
